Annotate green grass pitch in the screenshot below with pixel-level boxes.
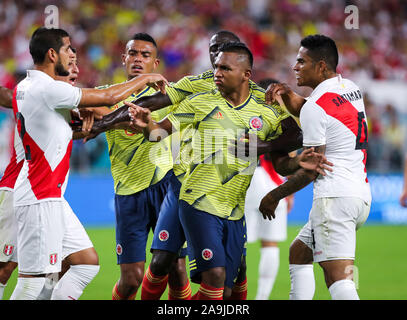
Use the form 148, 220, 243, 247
3, 225, 407, 300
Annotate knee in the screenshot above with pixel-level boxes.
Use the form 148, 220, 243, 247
120, 265, 144, 288
289, 239, 313, 264
150, 250, 177, 276
202, 267, 225, 288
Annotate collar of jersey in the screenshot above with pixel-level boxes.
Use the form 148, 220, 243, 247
133, 86, 152, 99
223, 89, 253, 111
309, 74, 343, 98
27, 69, 54, 81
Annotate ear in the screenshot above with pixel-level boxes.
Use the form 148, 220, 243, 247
153, 58, 160, 70
47, 48, 58, 64
318, 60, 328, 75
244, 69, 252, 81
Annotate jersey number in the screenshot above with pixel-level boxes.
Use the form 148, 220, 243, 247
355, 111, 368, 150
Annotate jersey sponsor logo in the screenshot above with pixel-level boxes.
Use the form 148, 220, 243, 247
116, 244, 123, 255
50, 253, 58, 265
212, 111, 224, 120
249, 116, 263, 130
3, 244, 14, 256
124, 129, 137, 136
201, 248, 213, 261
159, 230, 169, 241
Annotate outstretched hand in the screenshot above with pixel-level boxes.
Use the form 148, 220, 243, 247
143, 73, 169, 95
265, 83, 292, 105
298, 147, 333, 176
126, 101, 151, 128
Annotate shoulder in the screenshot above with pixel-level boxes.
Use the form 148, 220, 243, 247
187, 69, 214, 82
186, 89, 216, 102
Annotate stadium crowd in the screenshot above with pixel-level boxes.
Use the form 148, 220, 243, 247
0, 0, 406, 173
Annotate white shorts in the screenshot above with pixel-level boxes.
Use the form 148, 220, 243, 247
15, 199, 93, 275
0, 189, 18, 263
245, 166, 287, 243
295, 197, 370, 263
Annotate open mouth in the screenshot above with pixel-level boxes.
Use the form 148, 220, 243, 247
69, 77, 77, 85
132, 65, 143, 72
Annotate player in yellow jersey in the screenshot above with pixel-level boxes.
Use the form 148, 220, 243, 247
129, 42, 326, 299
87, 33, 189, 300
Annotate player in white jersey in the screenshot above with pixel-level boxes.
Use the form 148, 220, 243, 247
0, 53, 97, 300
10, 27, 168, 300
260, 35, 371, 300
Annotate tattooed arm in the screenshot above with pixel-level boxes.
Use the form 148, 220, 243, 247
259, 145, 328, 219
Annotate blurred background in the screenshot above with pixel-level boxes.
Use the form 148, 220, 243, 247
0, 0, 406, 225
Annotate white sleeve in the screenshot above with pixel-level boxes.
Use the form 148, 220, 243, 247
299, 100, 328, 147
43, 80, 82, 110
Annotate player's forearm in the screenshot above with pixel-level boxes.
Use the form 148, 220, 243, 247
0, 86, 12, 108
133, 92, 172, 111
79, 75, 152, 107
271, 152, 302, 176
88, 92, 172, 135
266, 168, 314, 201
281, 92, 306, 117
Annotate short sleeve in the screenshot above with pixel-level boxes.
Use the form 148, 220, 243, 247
300, 100, 328, 146
43, 80, 82, 110
166, 77, 194, 105
167, 99, 196, 132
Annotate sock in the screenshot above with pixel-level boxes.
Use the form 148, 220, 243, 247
191, 291, 199, 300
141, 266, 168, 300
196, 282, 224, 300
0, 282, 6, 300
289, 264, 315, 300
37, 276, 57, 300
255, 247, 279, 300
168, 280, 192, 300
112, 281, 138, 300
10, 277, 46, 300
227, 276, 248, 300
51, 264, 100, 300
329, 279, 359, 300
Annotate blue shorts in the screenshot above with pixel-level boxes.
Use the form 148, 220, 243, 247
151, 174, 188, 257
179, 200, 246, 288
114, 170, 173, 264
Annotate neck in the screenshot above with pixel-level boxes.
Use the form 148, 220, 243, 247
34, 64, 57, 80
221, 83, 250, 107
311, 71, 337, 89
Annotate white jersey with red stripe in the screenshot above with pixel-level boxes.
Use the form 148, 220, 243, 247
0, 128, 25, 192
299, 74, 371, 203
12, 70, 82, 206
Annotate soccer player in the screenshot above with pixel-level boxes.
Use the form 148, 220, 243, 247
0, 52, 94, 300
259, 35, 371, 300
130, 42, 326, 300
9, 27, 167, 300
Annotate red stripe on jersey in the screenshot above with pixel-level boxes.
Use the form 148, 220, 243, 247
13, 87, 73, 200
315, 92, 368, 181
259, 155, 285, 186
0, 148, 24, 189
0, 88, 24, 189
